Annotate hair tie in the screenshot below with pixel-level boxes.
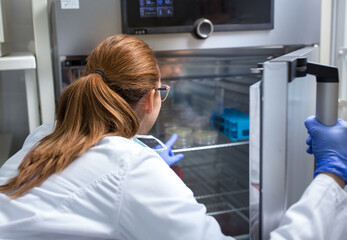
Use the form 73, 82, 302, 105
92, 69, 107, 82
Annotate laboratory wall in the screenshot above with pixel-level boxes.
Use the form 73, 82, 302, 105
0, 0, 34, 155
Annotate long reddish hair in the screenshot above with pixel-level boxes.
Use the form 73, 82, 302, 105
0, 34, 160, 198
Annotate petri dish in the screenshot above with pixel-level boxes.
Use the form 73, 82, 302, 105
193, 130, 218, 145
165, 126, 193, 148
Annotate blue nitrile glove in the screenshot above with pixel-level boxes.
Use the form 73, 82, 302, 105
153, 134, 184, 166
305, 115, 347, 183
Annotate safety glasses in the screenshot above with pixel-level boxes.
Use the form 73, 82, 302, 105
155, 84, 171, 102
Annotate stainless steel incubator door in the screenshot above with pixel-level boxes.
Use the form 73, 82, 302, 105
250, 46, 319, 240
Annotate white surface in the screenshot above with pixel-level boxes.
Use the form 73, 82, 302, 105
320, 0, 333, 64
31, 0, 55, 124
0, 52, 36, 70
319, 0, 347, 103
339, 99, 347, 120
336, 0, 347, 101
0, 133, 11, 167
25, 69, 40, 132
60, 0, 79, 9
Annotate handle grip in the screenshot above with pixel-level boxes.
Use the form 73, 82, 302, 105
306, 62, 339, 126
316, 82, 339, 126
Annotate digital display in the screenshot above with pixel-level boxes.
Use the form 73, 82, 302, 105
139, 0, 174, 18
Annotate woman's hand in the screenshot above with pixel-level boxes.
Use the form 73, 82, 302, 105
305, 116, 347, 187
154, 134, 184, 166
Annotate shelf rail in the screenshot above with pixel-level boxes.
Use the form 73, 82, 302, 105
172, 140, 249, 153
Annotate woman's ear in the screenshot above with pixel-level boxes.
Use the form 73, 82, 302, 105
143, 89, 155, 114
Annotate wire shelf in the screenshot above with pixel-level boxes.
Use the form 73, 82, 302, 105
175, 144, 250, 237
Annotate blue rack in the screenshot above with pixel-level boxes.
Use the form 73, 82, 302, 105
212, 108, 249, 141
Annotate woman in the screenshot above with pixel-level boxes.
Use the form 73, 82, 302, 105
0, 34, 346, 240
0, 34, 227, 240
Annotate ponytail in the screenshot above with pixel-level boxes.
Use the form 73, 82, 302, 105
0, 73, 139, 198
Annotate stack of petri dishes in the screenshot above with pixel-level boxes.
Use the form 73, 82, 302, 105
193, 130, 218, 145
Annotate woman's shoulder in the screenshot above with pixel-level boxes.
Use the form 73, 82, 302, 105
90, 136, 163, 170
23, 122, 56, 149
97, 136, 154, 154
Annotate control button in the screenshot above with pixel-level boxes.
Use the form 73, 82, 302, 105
193, 18, 214, 39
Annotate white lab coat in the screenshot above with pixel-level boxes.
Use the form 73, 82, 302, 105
270, 174, 347, 239
0, 123, 346, 240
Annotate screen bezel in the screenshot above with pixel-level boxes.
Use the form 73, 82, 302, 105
121, 0, 274, 35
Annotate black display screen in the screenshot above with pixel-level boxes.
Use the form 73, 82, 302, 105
122, 0, 273, 35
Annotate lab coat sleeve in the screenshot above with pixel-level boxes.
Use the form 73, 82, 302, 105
270, 174, 347, 240
118, 148, 234, 240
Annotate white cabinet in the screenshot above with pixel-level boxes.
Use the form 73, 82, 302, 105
0, 52, 39, 132
0, 52, 37, 164
0, 0, 55, 162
